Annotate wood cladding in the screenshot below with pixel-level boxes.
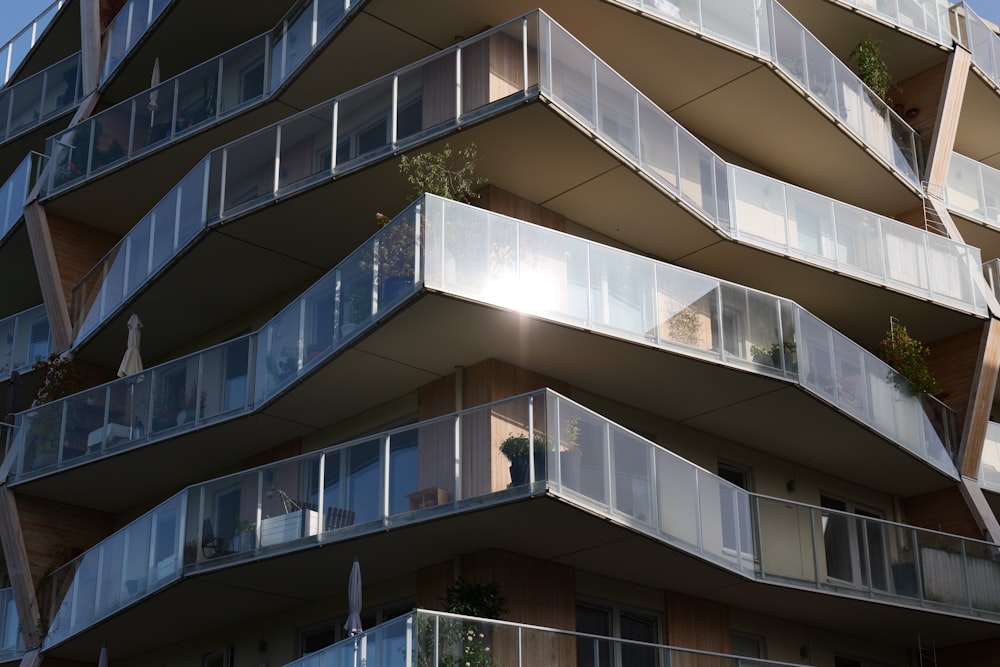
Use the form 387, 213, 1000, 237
665, 592, 729, 666
928, 325, 984, 427
890, 63, 946, 159
47, 216, 119, 301
416, 551, 576, 665
922, 50, 970, 193
478, 185, 567, 232
951, 319, 1000, 477
903, 486, 982, 539
0, 489, 40, 647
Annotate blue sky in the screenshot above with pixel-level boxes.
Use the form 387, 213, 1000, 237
0, 0, 999, 61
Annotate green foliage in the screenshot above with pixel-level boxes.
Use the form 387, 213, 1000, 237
879, 322, 939, 395
32, 353, 85, 406
398, 143, 486, 203
499, 432, 551, 460
850, 37, 892, 101
442, 578, 508, 620
666, 306, 702, 346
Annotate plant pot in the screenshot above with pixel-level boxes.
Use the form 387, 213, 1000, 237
560, 450, 582, 488
507, 452, 546, 487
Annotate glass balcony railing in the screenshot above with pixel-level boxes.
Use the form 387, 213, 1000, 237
731, 165, 985, 313
952, 3, 1000, 91
287, 609, 812, 667
68, 11, 981, 351
0, 304, 51, 383
821, 0, 952, 45
0, 152, 40, 244
979, 420, 1000, 493
16, 192, 958, 491
0, 0, 64, 87
609, 0, 922, 184
100, 0, 172, 84
0, 588, 22, 661
0, 52, 80, 147
38, 388, 997, 648
53, 0, 358, 194
946, 151, 1000, 227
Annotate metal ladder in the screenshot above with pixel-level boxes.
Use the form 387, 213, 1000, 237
917, 635, 937, 667
922, 181, 949, 237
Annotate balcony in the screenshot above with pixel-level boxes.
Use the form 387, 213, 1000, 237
0, 0, 65, 87
63, 11, 983, 377
0, 154, 45, 316
784, 0, 953, 46
282, 609, 813, 667
0, 51, 81, 171
100, 0, 174, 85
950, 3, 1000, 170
0, 304, 52, 383
45, 0, 363, 215
945, 151, 1000, 259
10, 195, 960, 511
36, 390, 1000, 659
0, 589, 22, 664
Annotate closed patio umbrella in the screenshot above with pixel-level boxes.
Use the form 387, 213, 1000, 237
98, 644, 108, 667
148, 57, 160, 126
344, 558, 363, 636
117, 314, 143, 378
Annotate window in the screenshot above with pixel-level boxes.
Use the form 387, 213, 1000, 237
718, 462, 754, 558
820, 495, 888, 592
575, 600, 660, 667
240, 58, 265, 104
730, 632, 765, 658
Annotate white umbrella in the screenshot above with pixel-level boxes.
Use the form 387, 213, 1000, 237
148, 57, 160, 126
117, 314, 143, 378
98, 644, 108, 667
344, 558, 363, 635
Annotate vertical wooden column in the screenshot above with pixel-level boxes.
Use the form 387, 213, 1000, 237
923, 46, 970, 194
0, 490, 41, 649
958, 319, 1000, 478
22, 203, 72, 352
80, 0, 102, 96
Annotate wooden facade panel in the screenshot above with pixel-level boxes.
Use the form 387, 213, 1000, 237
928, 324, 983, 427
956, 319, 1000, 477
923, 50, 970, 194
665, 591, 730, 666
16, 495, 113, 588
478, 185, 567, 232
47, 214, 119, 323
890, 63, 946, 157
902, 486, 982, 538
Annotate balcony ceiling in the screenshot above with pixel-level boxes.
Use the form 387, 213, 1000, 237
0, 224, 43, 317
40, 495, 1000, 663
361, 0, 923, 216
955, 73, 1000, 170
9, 0, 81, 85
99, 0, 296, 105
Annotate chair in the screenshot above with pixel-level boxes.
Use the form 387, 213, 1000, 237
325, 507, 355, 531
201, 518, 234, 559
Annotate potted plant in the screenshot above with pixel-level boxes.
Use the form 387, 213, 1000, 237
25, 353, 86, 468
879, 321, 938, 395
499, 432, 549, 486
850, 37, 892, 102
422, 578, 506, 667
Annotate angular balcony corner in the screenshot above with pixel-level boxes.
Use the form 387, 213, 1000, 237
0, 589, 23, 665
36, 390, 1000, 659
44, 0, 364, 228
11, 195, 960, 519
786, 0, 954, 47
100, 0, 174, 86
0, 51, 82, 166
280, 609, 819, 667
64, 10, 981, 379
0, 0, 67, 87
946, 151, 1000, 259
535, 0, 925, 207
950, 3, 1000, 171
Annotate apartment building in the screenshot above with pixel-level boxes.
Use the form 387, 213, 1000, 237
0, 0, 998, 665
